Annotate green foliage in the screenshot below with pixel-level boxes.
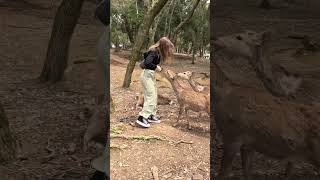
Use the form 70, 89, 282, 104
112, 0, 209, 56
183, 0, 210, 55
111, 0, 145, 47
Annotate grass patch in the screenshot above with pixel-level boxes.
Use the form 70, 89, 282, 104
130, 135, 163, 142
111, 135, 165, 142
110, 125, 126, 135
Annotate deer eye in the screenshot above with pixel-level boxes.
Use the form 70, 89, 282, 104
236, 35, 243, 40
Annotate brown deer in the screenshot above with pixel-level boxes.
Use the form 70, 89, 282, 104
135, 71, 177, 109
83, 29, 107, 152
164, 69, 210, 129
212, 30, 320, 180
177, 71, 210, 95
213, 30, 302, 98
135, 93, 172, 110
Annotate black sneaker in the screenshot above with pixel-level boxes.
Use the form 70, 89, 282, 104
136, 116, 150, 128
148, 115, 161, 123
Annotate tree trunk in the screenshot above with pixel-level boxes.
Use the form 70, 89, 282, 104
171, 0, 201, 43
148, 0, 166, 45
149, 13, 162, 46
192, 31, 196, 64
115, 44, 121, 52
167, 0, 176, 37
200, 40, 204, 57
188, 43, 192, 54
199, 11, 205, 58
121, 15, 135, 44
40, 0, 84, 82
114, 39, 121, 52
199, 47, 203, 57
163, 1, 171, 36
192, 44, 195, 64
0, 104, 18, 164
122, 0, 169, 88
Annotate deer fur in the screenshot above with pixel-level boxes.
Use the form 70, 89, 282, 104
164, 70, 210, 129
212, 31, 320, 179
177, 71, 210, 94
83, 29, 107, 152
214, 84, 320, 180
135, 93, 172, 110
213, 30, 302, 98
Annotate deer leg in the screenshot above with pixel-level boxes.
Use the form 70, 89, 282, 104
284, 161, 294, 180
241, 145, 254, 180
135, 94, 143, 110
83, 108, 98, 152
177, 104, 184, 121
217, 141, 241, 180
185, 108, 192, 130
174, 105, 184, 127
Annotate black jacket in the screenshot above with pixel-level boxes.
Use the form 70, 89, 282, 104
142, 49, 160, 70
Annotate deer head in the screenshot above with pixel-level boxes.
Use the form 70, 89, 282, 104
213, 30, 302, 97
213, 30, 272, 60
165, 69, 177, 80
177, 71, 193, 80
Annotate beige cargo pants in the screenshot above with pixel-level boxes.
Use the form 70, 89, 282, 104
139, 69, 158, 119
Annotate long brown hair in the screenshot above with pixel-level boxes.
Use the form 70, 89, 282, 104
149, 37, 174, 64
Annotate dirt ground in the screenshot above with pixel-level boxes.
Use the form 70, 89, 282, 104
110, 50, 210, 179
0, 1, 106, 179
212, 0, 320, 179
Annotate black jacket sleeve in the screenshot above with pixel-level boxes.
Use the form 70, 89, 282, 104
144, 50, 158, 70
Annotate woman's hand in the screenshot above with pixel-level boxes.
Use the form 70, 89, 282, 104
156, 65, 162, 72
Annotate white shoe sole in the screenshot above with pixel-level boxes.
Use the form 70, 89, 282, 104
148, 120, 161, 123
136, 120, 150, 128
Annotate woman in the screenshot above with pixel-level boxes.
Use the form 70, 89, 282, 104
136, 37, 174, 128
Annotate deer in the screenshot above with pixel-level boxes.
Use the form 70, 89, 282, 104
213, 30, 302, 99
177, 71, 210, 95
135, 70, 175, 109
163, 69, 210, 129
135, 93, 172, 110
212, 30, 320, 180
83, 29, 108, 152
